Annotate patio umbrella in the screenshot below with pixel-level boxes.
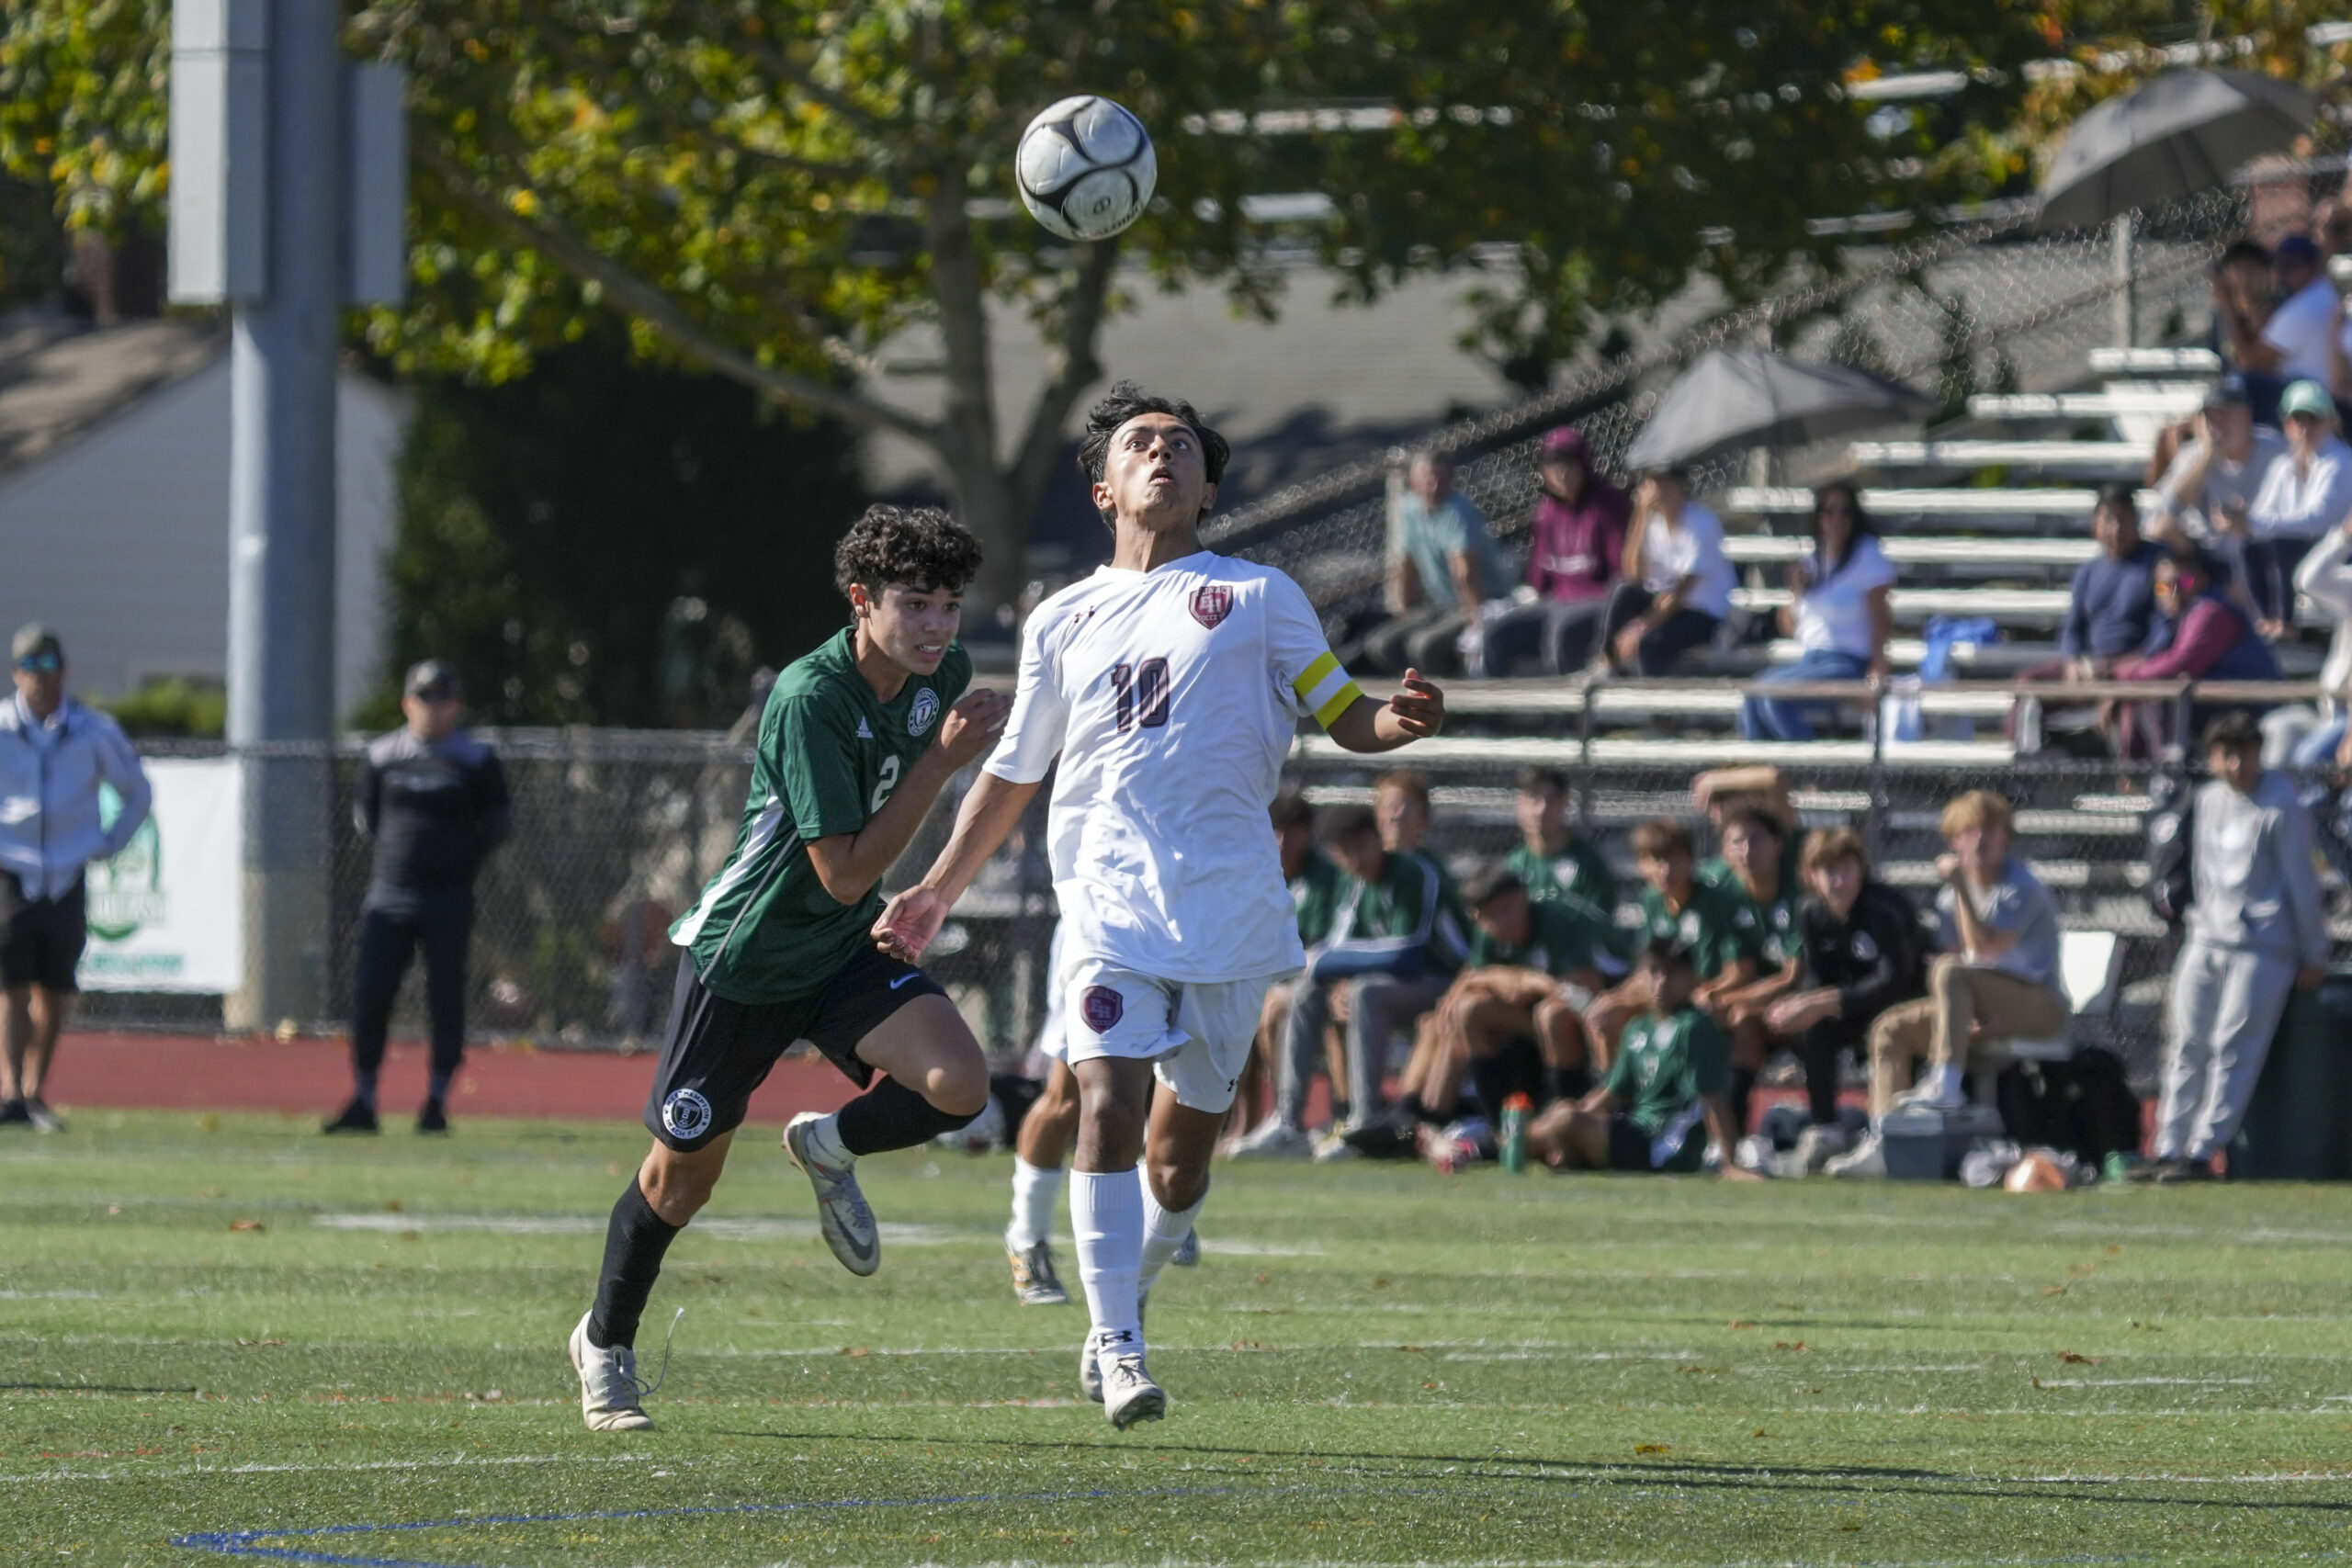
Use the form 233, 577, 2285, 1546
2035, 68, 2318, 232
1621, 345, 1933, 471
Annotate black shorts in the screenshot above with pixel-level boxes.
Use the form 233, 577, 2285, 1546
642, 945, 946, 1151
0, 876, 85, 993
1605, 1114, 1657, 1173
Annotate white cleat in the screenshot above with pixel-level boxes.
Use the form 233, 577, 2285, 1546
1102, 1349, 1166, 1429
784, 1112, 880, 1276
1172, 1227, 1201, 1268
1823, 1130, 1888, 1179
1080, 1294, 1147, 1404
567, 1312, 655, 1432
1223, 1116, 1312, 1160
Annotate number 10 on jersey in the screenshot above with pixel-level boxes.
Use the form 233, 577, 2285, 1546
1109, 658, 1170, 733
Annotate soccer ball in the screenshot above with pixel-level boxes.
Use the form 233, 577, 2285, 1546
1014, 96, 1157, 242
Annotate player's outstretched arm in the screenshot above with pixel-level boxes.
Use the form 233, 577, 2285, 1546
805, 689, 1008, 907
1326, 666, 1446, 754
872, 769, 1044, 963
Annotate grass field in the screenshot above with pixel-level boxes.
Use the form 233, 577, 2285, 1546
3, 1111, 2349, 1566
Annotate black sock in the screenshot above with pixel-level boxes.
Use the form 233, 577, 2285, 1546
1399, 1091, 1430, 1123
835, 1076, 978, 1156
587, 1179, 681, 1350
1469, 1055, 1518, 1121
1548, 1064, 1593, 1105
1728, 1066, 1758, 1141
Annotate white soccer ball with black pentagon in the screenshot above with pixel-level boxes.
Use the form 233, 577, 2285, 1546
1014, 95, 1157, 242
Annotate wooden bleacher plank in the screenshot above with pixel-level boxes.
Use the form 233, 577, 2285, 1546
1847, 439, 2150, 474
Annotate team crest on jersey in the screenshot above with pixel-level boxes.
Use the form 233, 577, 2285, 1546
661, 1088, 713, 1141
908, 688, 940, 736
1189, 584, 1234, 629
1080, 986, 1125, 1034
1850, 931, 1880, 962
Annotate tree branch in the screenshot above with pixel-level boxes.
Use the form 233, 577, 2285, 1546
415, 142, 942, 449
1008, 237, 1118, 518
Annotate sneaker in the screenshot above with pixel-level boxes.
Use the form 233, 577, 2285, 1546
1891, 1078, 1967, 1113
322, 1100, 379, 1135
1311, 1131, 1360, 1163
0, 1099, 28, 1127
1417, 1120, 1475, 1175
1339, 1115, 1417, 1161
415, 1098, 449, 1134
1102, 1350, 1166, 1430
783, 1112, 879, 1277
1792, 1122, 1851, 1174
566, 1312, 655, 1432
2151, 1156, 2215, 1185
1733, 1134, 1778, 1175
23, 1100, 63, 1134
1079, 1294, 1147, 1404
1172, 1227, 1201, 1269
1823, 1130, 1887, 1179
1224, 1116, 1312, 1160
1007, 1239, 1069, 1305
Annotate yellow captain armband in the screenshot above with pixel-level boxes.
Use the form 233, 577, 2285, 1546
1292, 651, 1363, 729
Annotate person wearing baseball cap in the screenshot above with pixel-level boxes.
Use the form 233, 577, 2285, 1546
1477, 427, 1632, 677
0, 625, 153, 1132
2147, 377, 2286, 548
325, 660, 512, 1135
2245, 378, 2352, 636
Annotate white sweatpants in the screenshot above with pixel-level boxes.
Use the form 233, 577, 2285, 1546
2155, 939, 2298, 1162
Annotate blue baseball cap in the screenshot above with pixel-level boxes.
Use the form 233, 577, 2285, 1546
2276, 234, 2322, 267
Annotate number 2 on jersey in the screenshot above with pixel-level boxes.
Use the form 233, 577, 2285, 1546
1109, 657, 1170, 734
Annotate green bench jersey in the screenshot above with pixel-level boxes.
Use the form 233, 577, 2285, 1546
1713, 871, 1802, 976
672, 628, 972, 1004
1699, 827, 1808, 901
1328, 849, 1473, 976
1633, 878, 1741, 980
1290, 848, 1350, 948
1605, 1006, 1731, 1168
1504, 837, 1618, 911
1468, 892, 1625, 980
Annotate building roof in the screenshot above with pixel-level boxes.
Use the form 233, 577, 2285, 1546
0, 311, 224, 479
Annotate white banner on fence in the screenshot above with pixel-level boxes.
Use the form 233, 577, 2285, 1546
79, 758, 244, 994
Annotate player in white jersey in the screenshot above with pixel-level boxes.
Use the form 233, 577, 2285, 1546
876, 383, 1444, 1428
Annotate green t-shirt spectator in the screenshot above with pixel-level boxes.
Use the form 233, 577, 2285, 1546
1467, 891, 1626, 981
1398, 491, 1514, 606
1634, 879, 1741, 979
1504, 838, 1617, 913
1604, 1006, 1732, 1171
1312, 849, 1473, 981
1289, 847, 1350, 949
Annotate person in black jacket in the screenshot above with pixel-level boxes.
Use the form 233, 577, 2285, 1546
326, 661, 513, 1135
1762, 828, 1923, 1171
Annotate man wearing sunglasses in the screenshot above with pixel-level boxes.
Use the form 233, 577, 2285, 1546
0, 625, 153, 1132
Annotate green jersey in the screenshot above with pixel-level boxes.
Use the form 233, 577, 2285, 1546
1713, 871, 1802, 976
1468, 892, 1626, 981
1320, 850, 1473, 977
1289, 848, 1350, 948
1634, 878, 1741, 979
1604, 1006, 1731, 1169
1699, 827, 1808, 902
673, 629, 971, 1004
1505, 837, 1617, 912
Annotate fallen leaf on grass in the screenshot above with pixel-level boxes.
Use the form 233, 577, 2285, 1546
229, 1220, 265, 1233
1728, 1319, 1757, 1329
2058, 1351, 2104, 1365
2042, 1286, 2067, 1296
234, 1338, 283, 1348
1634, 1443, 1671, 1454
1752, 1428, 1768, 1438
1395, 1345, 1423, 1353
1771, 1340, 1808, 1352
840, 1346, 870, 1358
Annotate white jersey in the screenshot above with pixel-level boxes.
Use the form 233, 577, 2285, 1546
985, 549, 1363, 985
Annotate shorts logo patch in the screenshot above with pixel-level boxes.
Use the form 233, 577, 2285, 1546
661, 1088, 714, 1141
1080, 985, 1125, 1034
908, 688, 940, 736
1189, 584, 1234, 629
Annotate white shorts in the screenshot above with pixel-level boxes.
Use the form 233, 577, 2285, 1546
1058, 956, 1283, 1114
1034, 919, 1072, 1066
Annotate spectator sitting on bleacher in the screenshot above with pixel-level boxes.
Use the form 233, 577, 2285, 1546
2267, 514, 2352, 767
1279, 802, 1470, 1163
1696, 807, 1804, 1138
2042, 483, 2166, 686
2102, 547, 2281, 761
2207, 240, 2283, 423
1598, 465, 1736, 677
2245, 378, 2352, 636
1826, 790, 2066, 1179
1358, 448, 1515, 678
2143, 712, 2330, 1184
1762, 829, 1924, 1172
1584, 818, 1747, 1071
1505, 766, 1616, 910
1226, 795, 1351, 1159
1524, 938, 1759, 1179
2236, 236, 2335, 389
1478, 427, 1629, 677
1739, 482, 1894, 742
2144, 378, 2286, 561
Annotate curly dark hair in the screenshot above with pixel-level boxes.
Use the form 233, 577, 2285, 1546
1076, 381, 1230, 525
831, 504, 983, 601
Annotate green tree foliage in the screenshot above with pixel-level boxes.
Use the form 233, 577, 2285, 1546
0, 0, 169, 234
380, 333, 867, 730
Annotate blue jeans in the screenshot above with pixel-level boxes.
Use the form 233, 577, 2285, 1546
1739, 649, 1871, 741
2290, 713, 2347, 768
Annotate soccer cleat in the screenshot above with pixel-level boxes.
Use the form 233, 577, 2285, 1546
1102, 1351, 1166, 1429
23, 1100, 64, 1134
2150, 1156, 2216, 1185
0, 1099, 28, 1128
567, 1312, 655, 1432
1171, 1227, 1200, 1269
1008, 1239, 1069, 1305
1891, 1078, 1967, 1113
1311, 1131, 1360, 1164
1792, 1122, 1851, 1174
1080, 1294, 1147, 1404
784, 1112, 880, 1276
322, 1100, 380, 1135
1823, 1130, 1887, 1179
416, 1098, 449, 1134
1223, 1116, 1311, 1160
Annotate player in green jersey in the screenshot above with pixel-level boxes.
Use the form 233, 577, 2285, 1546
1503, 767, 1616, 911
567, 505, 1009, 1433
1700, 807, 1805, 1139
1582, 818, 1754, 1069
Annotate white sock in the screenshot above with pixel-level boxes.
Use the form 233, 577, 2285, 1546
1930, 1065, 1963, 1100
802, 1112, 854, 1168
1069, 1167, 1144, 1351
1137, 1188, 1204, 1296
1006, 1157, 1064, 1249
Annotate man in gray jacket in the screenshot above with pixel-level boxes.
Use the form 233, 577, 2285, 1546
2149, 710, 2330, 1181
0, 626, 153, 1131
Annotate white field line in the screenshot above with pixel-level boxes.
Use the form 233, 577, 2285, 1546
303, 1213, 1329, 1255
0, 1451, 660, 1483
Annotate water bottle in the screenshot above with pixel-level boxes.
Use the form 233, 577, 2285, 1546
1498, 1093, 1532, 1173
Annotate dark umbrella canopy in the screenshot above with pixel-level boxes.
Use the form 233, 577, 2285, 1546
2035, 68, 2318, 232
1623, 346, 1933, 471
